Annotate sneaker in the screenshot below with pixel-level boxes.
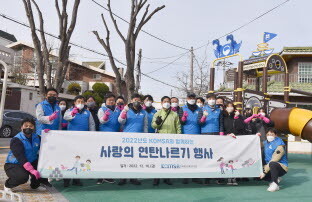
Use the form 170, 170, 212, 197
227, 179, 233, 185
48, 178, 53, 182
103, 179, 115, 184
232, 179, 238, 186
4, 185, 12, 192
267, 182, 280, 192
34, 186, 47, 191
96, 179, 104, 185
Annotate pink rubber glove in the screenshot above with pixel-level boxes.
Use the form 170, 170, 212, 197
219, 132, 224, 136
171, 107, 178, 112
234, 116, 239, 119
23, 162, 40, 179
181, 112, 188, 122
71, 107, 79, 116
200, 116, 206, 123
261, 116, 270, 124
61, 123, 68, 128
48, 111, 58, 121
256, 133, 261, 137
43, 129, 50, 133
244, 114, 257, 123
120, 110, 127, 119
103, 110, 111, 121
142, 105, 147, 110
228, 133, 237, 139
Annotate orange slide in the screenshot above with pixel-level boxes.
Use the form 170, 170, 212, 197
270, 108, 312, 143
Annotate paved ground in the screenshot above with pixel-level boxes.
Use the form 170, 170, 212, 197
0, 153, 68, 202
51, 154, 312, 202
0, 138, 10, 154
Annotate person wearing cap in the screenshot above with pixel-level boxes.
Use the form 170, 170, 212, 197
199, 93, 224, 135
142, 95, 157, 133
178, 93, 203, 184
170, 97, 180, 113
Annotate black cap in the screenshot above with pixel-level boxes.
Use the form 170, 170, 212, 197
187, 92, 196, 98
206, 93, 216, 99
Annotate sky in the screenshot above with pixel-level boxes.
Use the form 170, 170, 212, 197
1, 0, 312, 100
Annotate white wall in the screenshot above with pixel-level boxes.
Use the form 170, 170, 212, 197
19, 89, 41, 116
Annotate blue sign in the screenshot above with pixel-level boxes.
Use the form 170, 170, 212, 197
263, 32, 277, 43
213, 35, 242, 58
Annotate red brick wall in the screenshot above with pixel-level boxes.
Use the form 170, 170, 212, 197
21, 47, 35, 73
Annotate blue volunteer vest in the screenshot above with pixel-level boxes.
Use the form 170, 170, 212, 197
145, 108, 157, 133
182, 105, 201, 134
99, 106, 121, 132
201, 105, 221, 133
68, 108, 91, 131
6, 132, 40, 164
36, 100, 61, 134
263, 137, 288, 167
123, 109, 146, 133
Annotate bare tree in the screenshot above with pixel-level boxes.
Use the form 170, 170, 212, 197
93, 0, 165, 100
22, 0, 80, 97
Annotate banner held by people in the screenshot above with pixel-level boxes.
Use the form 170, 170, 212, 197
38, 131, 262, 179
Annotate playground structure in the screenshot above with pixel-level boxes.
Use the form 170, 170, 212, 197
209, 53, 312, 143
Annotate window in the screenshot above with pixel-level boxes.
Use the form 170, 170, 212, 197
5, 112, 23, 119
93, 74, 101, 80
298, 62, 312, 83
29, 92, 33, 100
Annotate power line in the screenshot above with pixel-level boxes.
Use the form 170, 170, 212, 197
144, 51, 189, 74
90, 0, 189, 51
0, 13, 127, 66
193, 0, 291, 52
140, 72, 181, 90
141, 52, 187, 60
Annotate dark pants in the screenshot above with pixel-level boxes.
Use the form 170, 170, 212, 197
201, 132, 219, 135
263, 162, 287, 184
4, 161, 47, 189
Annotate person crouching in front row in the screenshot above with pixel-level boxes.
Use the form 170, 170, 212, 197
4, 118, 52, 192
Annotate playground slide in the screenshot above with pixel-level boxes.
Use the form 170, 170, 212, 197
270, 108, 312, 143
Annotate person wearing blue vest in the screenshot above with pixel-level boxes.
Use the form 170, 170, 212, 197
118, 93, 148, 186
4, 118, 51, 192
142, 95, 157, 133
260, 128, 288, 192
63, 95, 96, 187
96, 93, 120, 185
35, 88, 62, 135
179, 93, 203, 185
199, 93, 224, 135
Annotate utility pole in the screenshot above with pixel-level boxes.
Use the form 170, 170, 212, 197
190, 47, 194, 93
135, 49, 142, 93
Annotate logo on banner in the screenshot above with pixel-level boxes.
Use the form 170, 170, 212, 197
213, 34, 242, 58
264, 32, 277, 43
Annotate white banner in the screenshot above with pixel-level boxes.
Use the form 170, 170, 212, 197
38, 131, 262, 179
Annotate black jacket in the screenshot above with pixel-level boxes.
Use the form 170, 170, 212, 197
223, 113, 246, 135
89, 107, 100, 131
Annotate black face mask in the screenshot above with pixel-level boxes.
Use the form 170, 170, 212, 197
106, 105, 115, 111
47, 96, 57, 104
23, 128, 34, 135
117, 102, 124, 106
133, 101, 141, 108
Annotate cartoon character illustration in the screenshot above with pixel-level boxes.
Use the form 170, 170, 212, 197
61, 165, 68, 170
241, 158, 256, 167
48, 166, 54, 170
228, 160, 235, 174
85, 160, 91, 171
67, 155, 81, 174
217, 157, 225, 174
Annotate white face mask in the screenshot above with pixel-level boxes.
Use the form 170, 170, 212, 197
260, 112, 266, 117
187, 99, 196, 105
226, 107, 234, 113
145, 101, 152, 107
267, 136, 275, 142
163, 102, 171, 109
207, 100, 216, 106
196, 103, 203, 108
59, 105, 66, 111
76, 104, 84, 110
171, 103, 178, 108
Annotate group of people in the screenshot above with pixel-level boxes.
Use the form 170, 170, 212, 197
3, 88, 288, 193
